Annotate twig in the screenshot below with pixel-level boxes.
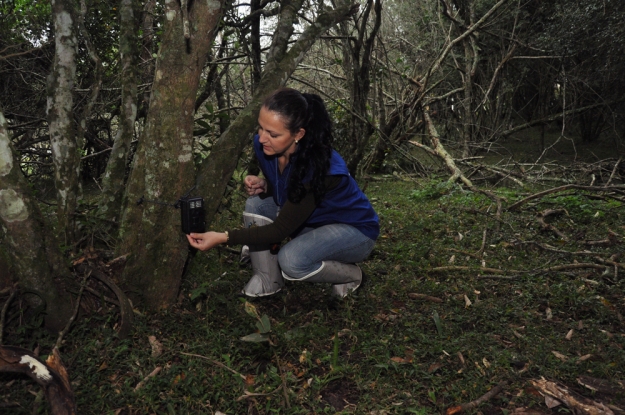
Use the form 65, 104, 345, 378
507, 184, 625, 211
513, 241, 611, 257
536, 209, 568, 241
605, 156, 622, 187
236, 386, 282, 402
408, 293, 444, 303
430, 266, 520, 274
134, 366, 162, 391
533, 263, 607, 273
180, 352, 245, 379
56, 272, 90, 350
0, 285, 18, 345
475, 275, 518, 280
476, 230, 487, 257
446, 380, 508, 414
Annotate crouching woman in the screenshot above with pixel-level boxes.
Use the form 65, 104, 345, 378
187, 88, 379, 298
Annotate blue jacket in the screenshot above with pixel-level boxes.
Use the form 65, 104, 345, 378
254, 135, 379, 240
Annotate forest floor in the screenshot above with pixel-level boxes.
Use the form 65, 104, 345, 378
1, 132, 624, 414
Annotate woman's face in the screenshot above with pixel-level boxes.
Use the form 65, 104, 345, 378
257, 107, 305, 158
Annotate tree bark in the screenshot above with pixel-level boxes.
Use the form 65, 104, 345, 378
97, 0, 139, 223
47, 0, 80, 243
196, 0, 358, 225
117, 0, 223, 310
0, 111, 74, 331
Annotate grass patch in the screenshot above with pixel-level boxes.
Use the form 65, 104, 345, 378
1, 177, 624, 414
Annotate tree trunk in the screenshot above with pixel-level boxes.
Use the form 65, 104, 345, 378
97, 0, 139, 223
0, 111, 74, 331
47, 0, 80, 243
340, 0, 382, 176
117, 0, 223, 310
196, 0, 358, 225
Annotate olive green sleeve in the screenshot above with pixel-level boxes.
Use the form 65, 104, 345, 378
227, 176, 341, 246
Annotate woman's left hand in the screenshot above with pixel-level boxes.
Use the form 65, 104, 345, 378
186, 232, 228, 251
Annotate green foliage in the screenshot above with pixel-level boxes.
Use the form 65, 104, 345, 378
410, 179, 461, 201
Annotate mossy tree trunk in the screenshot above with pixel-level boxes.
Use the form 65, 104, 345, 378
117, 0, 223, 310
0, 111, 74, 332
97, 0, 139, 223
197, 0, 358, 224
47, 0, 80, 244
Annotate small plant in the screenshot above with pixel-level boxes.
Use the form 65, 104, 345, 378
240, 301, 272, 344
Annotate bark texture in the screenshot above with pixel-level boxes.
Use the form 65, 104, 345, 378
118, 0, 223, 309
47, 0, 80, 243
0, 111, 73, 331
197, 0, 358, 224
98, 0, 139, 222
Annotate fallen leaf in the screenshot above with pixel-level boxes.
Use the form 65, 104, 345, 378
577, 354, 592, 362
544, 395, 562, 409
428, 363, 441, 373
546, 307, 553, 320
457, 352, 465, 365
244, 374, 255, 386
565, 329, 574, 340
148, 336, 163, 358
446, 406, 462, 415
551, 351, 568, 361
449, 255, 455, 264
391, 357, 408, 364
482, 357, 491, 368
464, 295, 472, 308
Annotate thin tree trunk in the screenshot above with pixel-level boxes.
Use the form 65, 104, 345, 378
117, 0, 223, 310
0, 111, 73, 331
341, 0, 382, 175
47, 0, 79, 243
98, 0, 139, 223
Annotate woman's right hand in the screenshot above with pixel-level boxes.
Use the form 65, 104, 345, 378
244, 175, 267, 196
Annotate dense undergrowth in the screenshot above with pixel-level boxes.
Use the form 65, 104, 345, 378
1, 176, 624, 414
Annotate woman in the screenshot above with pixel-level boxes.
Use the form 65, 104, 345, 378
187, 88, 379, 298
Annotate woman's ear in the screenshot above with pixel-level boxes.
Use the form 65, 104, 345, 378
295, 128, 306, 141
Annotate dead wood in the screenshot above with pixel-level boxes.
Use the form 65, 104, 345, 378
531, 378, 617, 415
408, 293, 443, 303
134, 366, 162, 391
445, 380, 508, 414
513, 241, 611, 257
74, 263, 133, 339
0, 346, 76, 415
507, 185, 625, 211
534, 263, 607, 273
604, 157, 623, 187
577, 376, 625, 397
536, 209, 568, 241
430, 265, 520, 274
583, 230, 620, 247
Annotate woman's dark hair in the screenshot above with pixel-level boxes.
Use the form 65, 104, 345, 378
262, 88, 334, 203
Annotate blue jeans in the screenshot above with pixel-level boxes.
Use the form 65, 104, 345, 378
245, 196, 376, 279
